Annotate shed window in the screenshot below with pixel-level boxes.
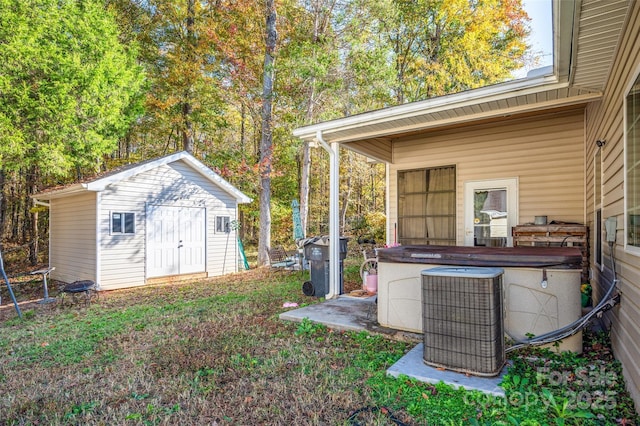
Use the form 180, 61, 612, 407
216, 216, 230, 233
111, 212, 135, 234
398, 166, 456, 245
626, 72, 640, 251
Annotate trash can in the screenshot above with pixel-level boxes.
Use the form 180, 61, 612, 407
302, 236, 349, 297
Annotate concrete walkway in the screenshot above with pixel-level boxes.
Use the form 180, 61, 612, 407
279, 295, 507, 396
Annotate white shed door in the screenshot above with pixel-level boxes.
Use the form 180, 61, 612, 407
179, 207, 205, 274
147, 206, 206, 278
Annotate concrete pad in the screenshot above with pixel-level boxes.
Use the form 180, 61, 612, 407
387, 344, 507, 397
279, 296, 377, 332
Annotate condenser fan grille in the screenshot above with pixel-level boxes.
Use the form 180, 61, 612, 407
422, 267, 505, 377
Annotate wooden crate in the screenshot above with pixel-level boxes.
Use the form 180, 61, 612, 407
512, 224, 589, 282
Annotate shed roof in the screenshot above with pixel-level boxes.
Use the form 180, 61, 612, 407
33, 151, 252, 204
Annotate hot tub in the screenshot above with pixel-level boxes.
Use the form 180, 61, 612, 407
377, 245, 583, 352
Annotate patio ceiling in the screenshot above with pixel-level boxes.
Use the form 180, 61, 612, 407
292, 0, 631, 164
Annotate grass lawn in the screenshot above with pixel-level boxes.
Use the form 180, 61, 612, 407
0, 261, 638, 425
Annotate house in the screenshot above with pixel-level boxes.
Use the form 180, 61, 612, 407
32, 151, 251, 291
293, 0, 640, 408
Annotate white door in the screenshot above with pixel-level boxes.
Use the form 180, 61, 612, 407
179, 207, 206, 274
147, 206, 206, 278
464, 178, 518, 247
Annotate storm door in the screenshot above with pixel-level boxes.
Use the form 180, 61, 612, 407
464, 179, 518, 247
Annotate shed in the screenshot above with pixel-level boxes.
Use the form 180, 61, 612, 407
32, 151, 251, 291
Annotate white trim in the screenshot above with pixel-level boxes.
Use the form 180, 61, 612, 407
594, 208, 603, 272
33, 199, 50, 208
594, 149, 604, 270
215, 215, 231, 233
109, 211, 136, 235
623, 64, 640, 256
32, 152, 252, 204
294, 77, 562, 139
463, 178, 519, 247
292, 81, 605, 146
144, 202, 150, 281
95, 192, 101, 290
385, 162, 392, 245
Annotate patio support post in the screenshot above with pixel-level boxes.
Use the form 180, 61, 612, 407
315, 131, 340, 299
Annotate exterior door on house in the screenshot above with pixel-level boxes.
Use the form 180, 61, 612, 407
147, 205, 206, 278
464, 179, 518, 247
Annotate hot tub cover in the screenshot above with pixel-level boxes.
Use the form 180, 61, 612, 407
377, 245, 582, 269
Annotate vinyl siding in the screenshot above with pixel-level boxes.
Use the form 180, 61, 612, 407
387, 110, 586, 245
584, 1, 640, 407
49, 192, 97, 283
97, 159, 239, 290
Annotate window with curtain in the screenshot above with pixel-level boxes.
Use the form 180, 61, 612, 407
626, 72, 640, 251
398, 166, 456, 245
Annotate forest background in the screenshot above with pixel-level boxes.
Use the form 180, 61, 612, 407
0, 0, 537, 266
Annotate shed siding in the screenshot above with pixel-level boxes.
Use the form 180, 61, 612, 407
584, 1, 640, 407
98, 159, 239, 290
387, 110, 585, 245
49, 192, 97, 283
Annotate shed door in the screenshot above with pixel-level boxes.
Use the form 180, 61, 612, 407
147, 206, 206, 278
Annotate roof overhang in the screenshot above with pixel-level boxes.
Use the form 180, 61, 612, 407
293, 78, 602, 163
33, 151, 252, 204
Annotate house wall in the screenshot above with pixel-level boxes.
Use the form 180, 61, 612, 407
49, 192, 97, 284
387, 109, 586, 245
98, 159, 239, 290
584, 1, 640, 408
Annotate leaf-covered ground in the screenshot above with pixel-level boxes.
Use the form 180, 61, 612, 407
1, 264, 638, 425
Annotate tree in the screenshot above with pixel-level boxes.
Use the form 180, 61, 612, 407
258, 0, 278, 265
108, 0, 230, 158
0, 0, 144, 262
382, 0, 530, 103
277, 0, 396, 238
282, 0, 530, 236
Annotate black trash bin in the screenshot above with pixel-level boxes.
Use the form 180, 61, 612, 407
302, 236, 349, 297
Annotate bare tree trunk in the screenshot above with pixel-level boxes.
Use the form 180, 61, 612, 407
340, 153, 352, 235
182, 0, 195, 153
300, 139, 311, 238
0, 170, 5, 241
257, 0, 277, 266
182, 101, 194, 153
27, 166, 38, 265
240, 102, 246, 154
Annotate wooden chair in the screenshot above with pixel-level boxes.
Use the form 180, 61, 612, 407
268, 246, 298, 271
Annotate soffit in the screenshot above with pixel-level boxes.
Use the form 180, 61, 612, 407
570, 0, 631, 91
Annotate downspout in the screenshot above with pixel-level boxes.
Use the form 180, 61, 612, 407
315, 131, 340, 299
